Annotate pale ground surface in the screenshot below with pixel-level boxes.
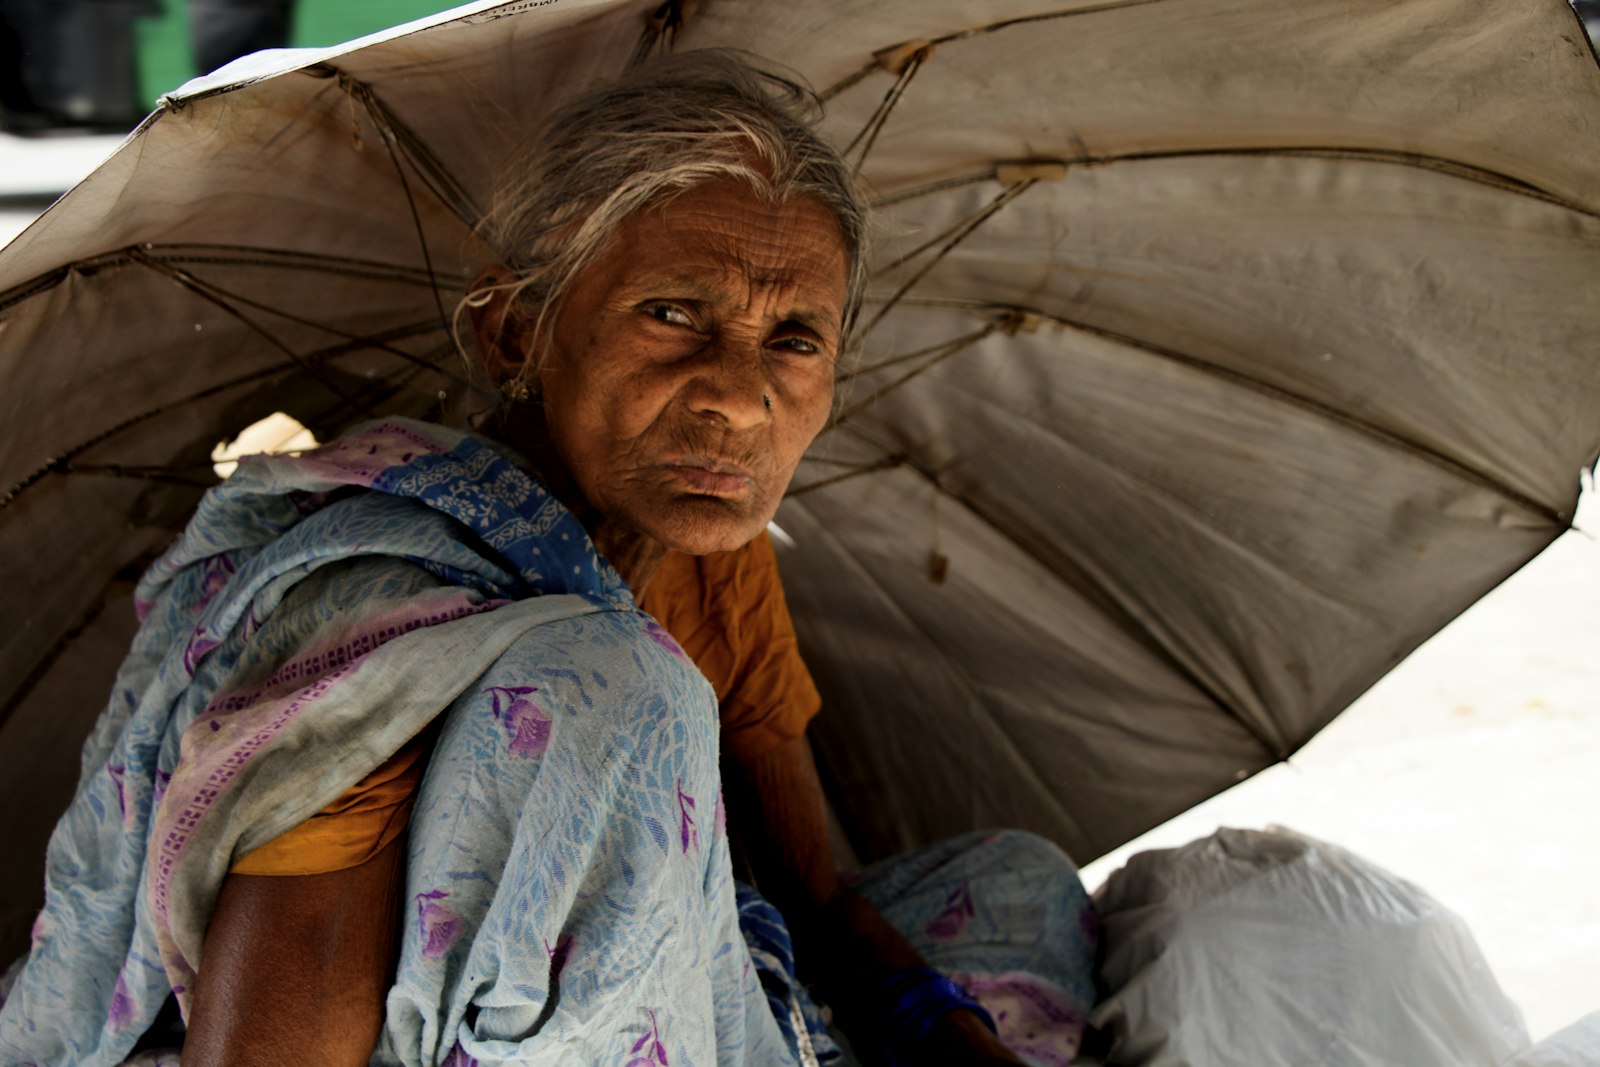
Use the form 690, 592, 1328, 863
0, 130, 124, 246
1081, 485, 1600, 1042
5, 130, 1599, 1045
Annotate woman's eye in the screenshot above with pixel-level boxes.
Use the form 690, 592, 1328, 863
644, 303, 693, 326
773, 336, 820, 355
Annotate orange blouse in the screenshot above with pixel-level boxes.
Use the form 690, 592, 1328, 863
231, 530, 819, 876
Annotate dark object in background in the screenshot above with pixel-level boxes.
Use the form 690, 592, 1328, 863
189, 0, 292, 75
1577, 1, 1600, 45
0, 1, 45, 120
0, 0, 156, 132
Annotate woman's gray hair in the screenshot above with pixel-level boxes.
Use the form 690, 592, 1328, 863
474, 49, 867, 387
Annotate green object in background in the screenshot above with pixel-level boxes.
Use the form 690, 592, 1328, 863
294, 1, 450, 54
134, 0, 192, 109
134, 0, 454, 110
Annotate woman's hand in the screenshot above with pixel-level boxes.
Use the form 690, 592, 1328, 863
722, 734, 1028, 1066
912, 1008, 1028, 1066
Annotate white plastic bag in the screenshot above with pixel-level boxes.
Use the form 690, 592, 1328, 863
1503, 1012, 1600, 1067
1091, 827, 1530, 1067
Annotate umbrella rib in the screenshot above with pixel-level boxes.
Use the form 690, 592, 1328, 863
52, 463, 219, 488
818, 421, 1289, 756
925, 0, 1175, 48
872, 201, 1017, 279
870, 173, 992, 210
2, 370, 293, 506
339, 75, 457, 340
837, 325, 996, 383
894, 295, 1566, 526
795, 453, 890, 469
151, 246, 446, 286
786, 454, 907, 498
1, 322, 445, 507
831, 323, 1000, 425
871, 147, 1598, 220
792, 498, 1091, 844
337, 72, 484, 227
140, 261, 472, 389
861, 181, 1037, 336
126, 249, 372, 412
817, 0, 1170, 101
841, 48, 927, 177
0, 244, 447, 315
279, 358, 440, 444
0, 577, 129, 732
628, 0, 694, 71
904, 363, 1375, 625
50, 356, 446, 491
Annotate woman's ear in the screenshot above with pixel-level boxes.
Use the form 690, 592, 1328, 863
466, 265, 533, 387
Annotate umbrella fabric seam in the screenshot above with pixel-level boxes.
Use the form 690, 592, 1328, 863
885, 296, 1570, 526
812, 420, 1288, 756
896, 367, 1380, 630
870, 147, 1600, 220
793, 497, 1095, 848
817, 0, 1175, 101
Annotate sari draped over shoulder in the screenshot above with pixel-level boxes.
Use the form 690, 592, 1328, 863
0, 419, 799, 1066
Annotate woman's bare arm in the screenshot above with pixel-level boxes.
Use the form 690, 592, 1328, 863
183, 833, 405, 1067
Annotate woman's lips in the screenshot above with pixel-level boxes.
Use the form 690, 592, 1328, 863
660, 456, 754, 497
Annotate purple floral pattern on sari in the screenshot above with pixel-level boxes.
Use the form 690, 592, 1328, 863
950, 971, 1086, 1067
676, 779, 699, 854
643, 620, 687, 659
484, 685, 551, 758
106, 763, 128, 822
415, 890, 462, 962
181, 629, 221, 677
544, 934, 575, 981
106, 973, 137, 1030
625, 1010, 670, 1067
194, 553, 236, 610
925, 881, 976, 942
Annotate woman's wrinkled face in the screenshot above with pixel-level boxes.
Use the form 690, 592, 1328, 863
532, 179, 850, 555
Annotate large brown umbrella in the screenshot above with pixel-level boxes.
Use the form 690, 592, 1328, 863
2, 0, 1598, 957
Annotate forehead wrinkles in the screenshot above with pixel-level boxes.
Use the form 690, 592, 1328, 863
651, 194, 845, 314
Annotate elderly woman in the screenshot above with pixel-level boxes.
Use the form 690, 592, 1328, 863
0, 53, 1094, 1067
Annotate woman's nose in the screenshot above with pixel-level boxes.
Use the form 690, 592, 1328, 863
684, 335, 770, 431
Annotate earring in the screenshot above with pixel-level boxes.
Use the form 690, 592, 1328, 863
762, 393, 773, 411
502, 372, 531, 403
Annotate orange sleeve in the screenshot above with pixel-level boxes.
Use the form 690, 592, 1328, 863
229, 734, 428, 877
229, 533, 817, 875
714, 531, 823, 764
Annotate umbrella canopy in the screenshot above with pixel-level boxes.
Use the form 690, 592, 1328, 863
3, 0, 1599, 954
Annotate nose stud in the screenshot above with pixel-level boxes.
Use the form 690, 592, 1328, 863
762, 393, 773, 411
